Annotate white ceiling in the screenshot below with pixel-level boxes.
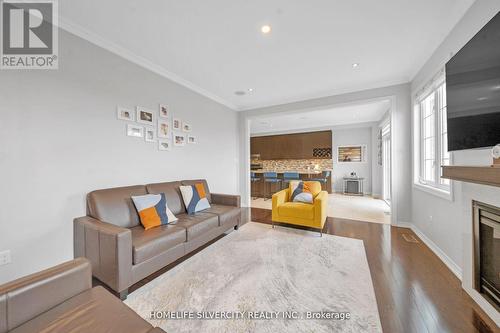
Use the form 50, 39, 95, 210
250, 99, 391, 134
60, 0, 475, 110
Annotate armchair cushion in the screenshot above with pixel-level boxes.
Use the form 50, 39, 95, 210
131, 224, 186, 265
278, 202, 315, 220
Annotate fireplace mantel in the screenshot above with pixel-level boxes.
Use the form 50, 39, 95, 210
442, 166, 500, 187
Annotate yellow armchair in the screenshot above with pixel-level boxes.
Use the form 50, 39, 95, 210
271, 181, 328, 236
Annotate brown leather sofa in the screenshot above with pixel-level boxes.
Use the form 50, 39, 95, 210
0, 258, 166, 333
74, 179, 241, 299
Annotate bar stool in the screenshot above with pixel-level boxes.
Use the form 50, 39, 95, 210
310, 171, 331, 191
281, 172, 300, 190
263, 172, 281, 200
250, 172, 261, 199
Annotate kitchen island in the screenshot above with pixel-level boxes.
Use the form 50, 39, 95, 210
251, 170, 332, 198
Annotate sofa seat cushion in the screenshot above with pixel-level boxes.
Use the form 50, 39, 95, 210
203, 204, 240, 227
131, 224, 187, 265
176, 212, 219, 240
278, 202, 315, 220
9, 286, 152, 333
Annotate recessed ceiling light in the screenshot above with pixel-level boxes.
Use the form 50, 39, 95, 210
248, 88, 254, 92
261, 25, 271, 34
352, 63, 360, 68
234, 90, 246, 96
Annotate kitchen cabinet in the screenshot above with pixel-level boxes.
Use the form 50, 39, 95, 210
251, 130, 332, 160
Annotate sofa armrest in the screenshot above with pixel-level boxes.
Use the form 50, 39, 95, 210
0, 258, 91, 332
74, 216, 132, 293
314, 191, 328, 228
211, 193, 241, 207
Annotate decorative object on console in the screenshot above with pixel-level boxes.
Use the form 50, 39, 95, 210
159, 104, 169, 118
117, 106, 134, 121
187, 135, 197, 144
492, 144, 500, 167
180, 183, 211, 214
174, 133, 186, 146
136, 106, 155, 125
144, 128, 155, 142
158, 140, 171, 151
172, 118, 182, 130
158, 120, 170, 138
131, 193, 178, 230
127, 124, 144, 138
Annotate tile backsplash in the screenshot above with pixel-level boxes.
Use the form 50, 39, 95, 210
255, 159, 333, 172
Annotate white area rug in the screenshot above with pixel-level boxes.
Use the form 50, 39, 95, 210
125, 222, 382, 333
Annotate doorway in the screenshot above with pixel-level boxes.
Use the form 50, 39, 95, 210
382, 122, 391, 206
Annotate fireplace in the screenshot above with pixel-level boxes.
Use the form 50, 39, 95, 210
473, 201, 500, 310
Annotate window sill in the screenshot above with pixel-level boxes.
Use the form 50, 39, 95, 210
413, 182, 453, 201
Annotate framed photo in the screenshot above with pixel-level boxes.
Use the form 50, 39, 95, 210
159, 104, 169, 118
136, 107, 155, 125
158, 140, 171, 151
145, 128, 155, 142
337, 145, 367, 163
127, 124, 144, 138
158, 120, 170, 138
182, 122, 192, 132
187, 135, 197, 144
117, 106, 134, 121
172, 118, 182, 131
174, 133, 186, 146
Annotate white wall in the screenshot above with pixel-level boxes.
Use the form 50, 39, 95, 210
0, 30, 239, 284
239, 83, 412, 226
332, 125, 373, 194
410, 0, 500, 324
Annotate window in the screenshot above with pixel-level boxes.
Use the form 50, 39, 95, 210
414, 73, 451, 196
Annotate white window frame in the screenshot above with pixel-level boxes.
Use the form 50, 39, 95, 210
413, 70, 453, 201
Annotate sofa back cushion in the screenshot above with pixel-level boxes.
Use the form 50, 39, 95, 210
87, 185, 147, 228
146, 181, 185, 215
181, 179, 211, 203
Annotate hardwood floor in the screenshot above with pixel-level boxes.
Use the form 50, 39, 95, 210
251, 207, 498, 333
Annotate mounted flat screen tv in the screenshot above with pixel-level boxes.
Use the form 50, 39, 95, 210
445, 11, 500, 151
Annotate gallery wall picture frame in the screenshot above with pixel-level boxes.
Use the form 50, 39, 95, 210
159, 104, 169, 118
136, 106, 155, 125
158, 140, 171, 151
127, 124, 144, 138
172, 118, 182, 131
145, 128, 155, 142
174, 133, 186, 146
187, 135, 197, 144
182, 122, 192, 132
117, 106, 134, 121
158, 120, 170, 138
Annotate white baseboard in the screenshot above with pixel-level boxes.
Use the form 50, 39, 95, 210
394, 221, 413, 228
410, 224, 462, 280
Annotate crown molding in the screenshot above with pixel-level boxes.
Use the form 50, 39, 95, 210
57, 17, 239, 111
